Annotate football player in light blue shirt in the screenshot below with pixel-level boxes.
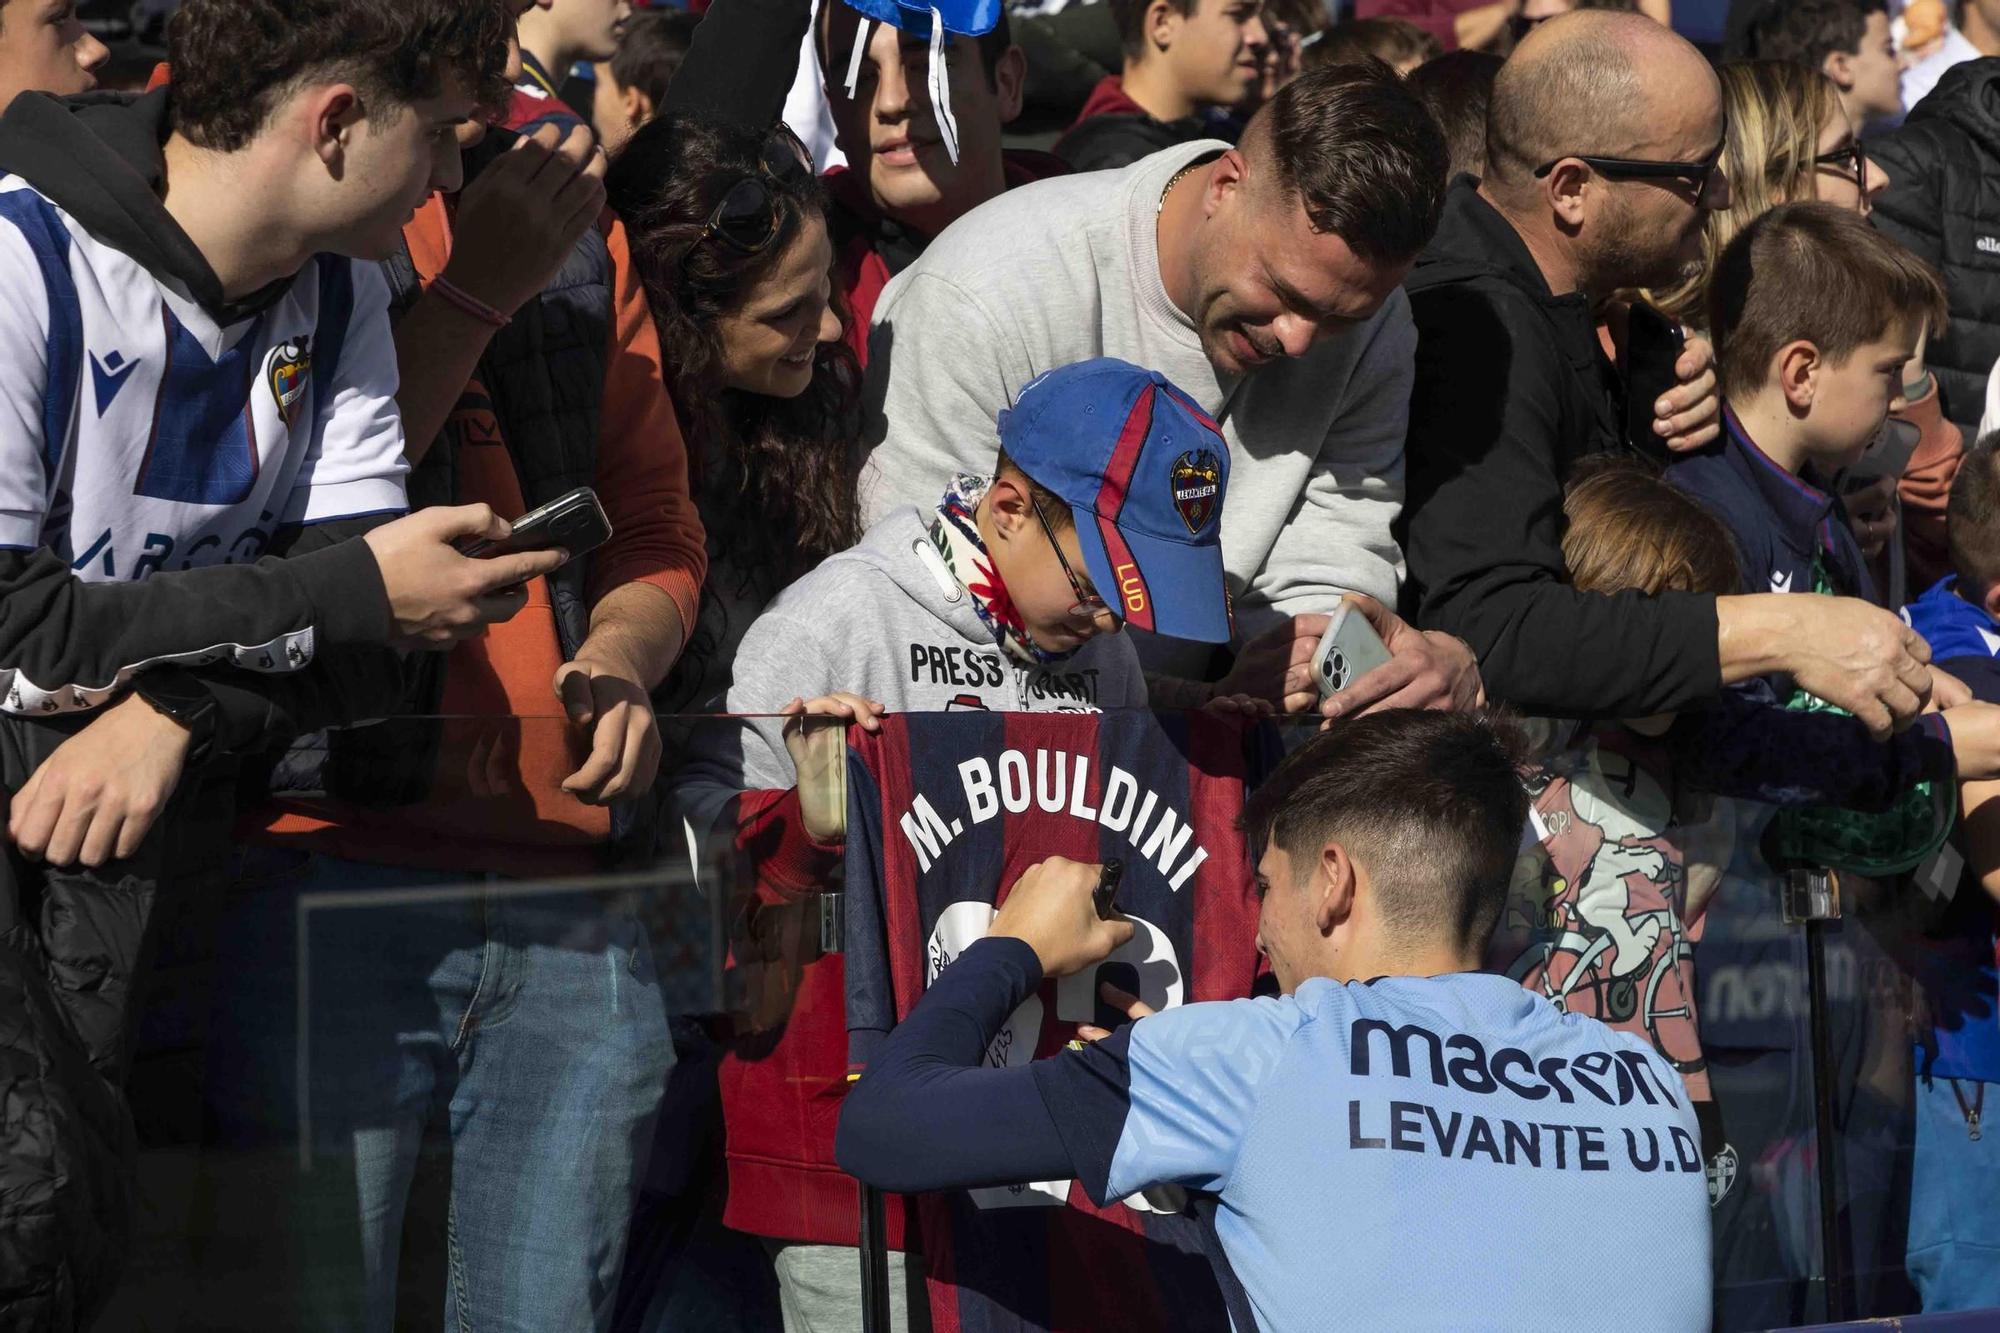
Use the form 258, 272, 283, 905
839, 709, 1711, 1332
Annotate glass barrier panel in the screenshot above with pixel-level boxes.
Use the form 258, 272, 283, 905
77, 710, 1996, 1331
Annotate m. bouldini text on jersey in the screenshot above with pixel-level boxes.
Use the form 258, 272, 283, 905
843, 711, 1274, 1333
0, 91, 408, 724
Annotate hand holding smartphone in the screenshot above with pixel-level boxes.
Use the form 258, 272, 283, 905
457, 486, 613, 564
1311, 601, 1394, 702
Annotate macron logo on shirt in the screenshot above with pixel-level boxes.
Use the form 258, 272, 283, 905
89, 350, 139, 416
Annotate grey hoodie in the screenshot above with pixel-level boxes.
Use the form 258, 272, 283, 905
673, 506, 1149, 833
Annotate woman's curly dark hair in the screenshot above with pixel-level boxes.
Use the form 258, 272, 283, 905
608, 114, 861, 588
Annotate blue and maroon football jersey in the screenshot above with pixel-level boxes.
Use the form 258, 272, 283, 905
843, 708, 1275, 1332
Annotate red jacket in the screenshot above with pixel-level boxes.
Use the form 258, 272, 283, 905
1071, 74, 1149, 126
1354, 0, 1486, 47
716, 788, 915, 1247
826, 150, 1070, 368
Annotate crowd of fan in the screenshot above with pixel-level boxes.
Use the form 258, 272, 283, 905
5, 0, 2000, 1329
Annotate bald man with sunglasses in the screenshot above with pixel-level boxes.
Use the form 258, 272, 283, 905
1398, 9, 1943, 736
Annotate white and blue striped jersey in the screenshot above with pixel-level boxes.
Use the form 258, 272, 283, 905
0, 174, 409, 714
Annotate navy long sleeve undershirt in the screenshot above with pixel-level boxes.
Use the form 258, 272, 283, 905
835, 936, 1082, 1195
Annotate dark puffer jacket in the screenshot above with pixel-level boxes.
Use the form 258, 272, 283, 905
1869, 57, 2000, 441
0, 722, 159, 1332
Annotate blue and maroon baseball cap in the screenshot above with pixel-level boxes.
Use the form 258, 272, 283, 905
998, 358, 1233, 644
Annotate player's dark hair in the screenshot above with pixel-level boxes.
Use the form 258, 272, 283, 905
167, 0, 514, 151
608, 113, 860, 588
1742, 0, 1887, 68
1242, 710, 1530, 956
1949, 435, 2000, 600
1246, 60, 1449, 266
608, 10, 699, 108
817, 5, 1015, 90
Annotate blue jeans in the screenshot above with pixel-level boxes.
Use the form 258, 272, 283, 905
204, 848, 674, 1332
1908, 1070, 2000, 1312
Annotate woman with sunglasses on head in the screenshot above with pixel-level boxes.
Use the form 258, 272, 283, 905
607, 115, 857, 721
1648, 60, 1955, 605
600, 111, 868, 1328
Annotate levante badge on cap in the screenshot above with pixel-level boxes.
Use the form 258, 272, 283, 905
838, 0, 1002, 165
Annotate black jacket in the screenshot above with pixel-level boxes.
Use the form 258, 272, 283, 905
1397, 179, 1721, 718
0, 91, 407, 759
1869, 58, 2000, 442
0, 722, 160, 1332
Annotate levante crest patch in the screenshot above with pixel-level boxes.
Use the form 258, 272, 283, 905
265, 337, 312, 427
1170, 449, 1221, 535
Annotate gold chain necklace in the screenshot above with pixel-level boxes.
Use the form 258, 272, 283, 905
1158, 160, 1204, 217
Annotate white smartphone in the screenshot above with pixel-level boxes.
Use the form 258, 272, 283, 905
1311, 601, 1393, 701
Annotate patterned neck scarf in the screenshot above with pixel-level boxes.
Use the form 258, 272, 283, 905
930, 473, 1078, 667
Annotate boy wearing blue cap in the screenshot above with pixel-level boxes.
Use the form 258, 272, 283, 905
673, 357, 1235, 1332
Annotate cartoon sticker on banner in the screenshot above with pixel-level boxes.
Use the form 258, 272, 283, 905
1171, 450, 1222, 535
265, 338, 312, 427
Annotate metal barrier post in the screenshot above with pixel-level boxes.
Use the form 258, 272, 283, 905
858, 1184, 890, 1333
1786, 868, 1850, 1323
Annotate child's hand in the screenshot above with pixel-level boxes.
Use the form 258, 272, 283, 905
1944, 700, 2000, 782
780, 693, 885, 843
1928, 666, 1973, 713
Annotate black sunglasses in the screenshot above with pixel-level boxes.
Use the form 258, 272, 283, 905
698, 127, 815, 255
1533, 127, 1729, 199
1813, 140, 1868, 195
1028, 493, 1111, 622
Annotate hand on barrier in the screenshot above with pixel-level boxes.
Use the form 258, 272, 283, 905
1774, 595, 1932, 739
8, 694, 190, 868
781, 693, 885, 843
556, 650, 662, 804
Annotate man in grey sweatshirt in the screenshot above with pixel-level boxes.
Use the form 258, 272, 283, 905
856, 60, 1481, 708
672, 357, 1240, 1330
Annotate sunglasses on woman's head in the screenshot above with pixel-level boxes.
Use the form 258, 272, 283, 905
699, 127, 816, 255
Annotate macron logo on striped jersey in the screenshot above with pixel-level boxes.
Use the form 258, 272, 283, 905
89, 349, 139, 416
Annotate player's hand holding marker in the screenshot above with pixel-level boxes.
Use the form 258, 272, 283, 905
990, 856, 1135, 980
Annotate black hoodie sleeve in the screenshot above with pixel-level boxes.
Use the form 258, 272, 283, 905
1400, 281, 1722, 718
0, 517, 394, 721
661, 0, 812, 131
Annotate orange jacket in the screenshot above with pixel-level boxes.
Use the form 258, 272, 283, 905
259, 198, 706, 876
